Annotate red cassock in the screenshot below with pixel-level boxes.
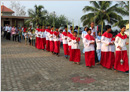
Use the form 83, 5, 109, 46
62, 32, 70, 55
41, 29, 46, 49
35, 28, 40, 49
83, 34, 95, 67
53, 31, 60, 53
68, 33, 73, 56
45, 29, 51, 51
114, 33, 129, 72
70, 36, 81, 62
49, 31, 54, 52
100, 32, 115, 69
37, 29, 42, 49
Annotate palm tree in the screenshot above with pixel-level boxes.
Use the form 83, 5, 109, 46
114, 1, 129, 27
81, 1, 128, 34
26, 5, 47, 28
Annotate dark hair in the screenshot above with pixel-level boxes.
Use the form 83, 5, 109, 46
87, 28, 91, 32
105, 25, 111, 30
56, 26, 59, 29
120, 25, 126, 29
64, 25, 67, 28
97, 31, 101, 34
75, 26, 78, 29
51, 26, 53, 28
84, 26, 88, 31
70, 26, 72, 28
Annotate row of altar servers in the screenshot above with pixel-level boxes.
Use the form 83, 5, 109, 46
34, 27, 129, 73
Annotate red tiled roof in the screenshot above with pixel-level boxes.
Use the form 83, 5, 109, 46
1, 5, 14, 13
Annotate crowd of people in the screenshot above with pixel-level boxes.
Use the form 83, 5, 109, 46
2, 22, 129, 74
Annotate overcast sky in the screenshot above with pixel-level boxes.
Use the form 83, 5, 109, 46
1, 1, 129, 30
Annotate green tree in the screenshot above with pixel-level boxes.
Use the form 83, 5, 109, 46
25, 5, 47, 28
81, 1, 128, 34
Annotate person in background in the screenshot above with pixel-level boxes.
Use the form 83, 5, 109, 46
81, 26, 88, 54
59, 29, 63, 48
5, 24, 9, 39
28, 29, 32, 45
74, 26, 78, 32
32, 30, 36, 46
11, 26, 16, 41
24, 31, 28, 45
6, 25, 12, 40
96, 31, 102, 65
114, 25, 129, 74
15, 27, 19, 42
21, 26, 24, 39
18, 29, 22, 43
68, 26, 72, 33
83, 28, 95, 68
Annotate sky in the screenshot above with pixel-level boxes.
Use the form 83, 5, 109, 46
1, 1, 129, 30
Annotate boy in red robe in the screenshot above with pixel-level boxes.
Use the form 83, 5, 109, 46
41, 26, 46, 50
83, 28, 95, 68
100, 25, 115, 69
53, 26, 60, 56
70, 31, 81, 65
35, 26, 40, 49
62, 25, 70, 59
45, 25, 51, 52
49, 26, 54, 54
114, 25, 129, 74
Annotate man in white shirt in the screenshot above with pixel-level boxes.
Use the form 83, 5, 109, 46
5, 24, 10, 40
3, 24, 9, 39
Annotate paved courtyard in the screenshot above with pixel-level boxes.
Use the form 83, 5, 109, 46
1, 37, 129, 91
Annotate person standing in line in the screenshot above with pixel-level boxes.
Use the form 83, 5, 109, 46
114, 25, 129, 74
18, 29, 22, 43
59, 29, 63, 48
62, 25, 70, 59
100, 25, 115, 69
5, 24, 9, 39
90, 22, 99, 64
53, 26, 60, 56
83, 28, 95, 68
45, 25, 51, 52
49, 26, 54, 54
70, 31, 81, 65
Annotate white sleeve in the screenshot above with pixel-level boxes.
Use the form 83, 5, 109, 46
101, 36, 109, 45
115, 36, 120, 47
83, 38, 90, 46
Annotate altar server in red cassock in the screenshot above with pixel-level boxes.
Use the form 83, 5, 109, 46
49, 26, 54, 54
41, 26, 46, 50
35, 27, 41, 49
83, 28, 95, 68
70, 31, 81, 65
53, 27, 60, 56
100, 25, 115, 69
45, 25, 51, 51
114, 25, 129, 74
62, 25, 70, 59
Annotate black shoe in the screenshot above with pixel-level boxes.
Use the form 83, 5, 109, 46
125, 71, 129, 74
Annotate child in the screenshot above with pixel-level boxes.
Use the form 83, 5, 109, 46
45, 25, 51, 52
28, 29, 32, 45
81, 27, 88, 54
53, 27, 60, 56
114, 25, 129, 74
59, 29, 63, 48
83, 28, 95, 68
18, 29, 22, 43
100, 25, 114, 69
62, 25, 70, 59
49, 26, 54, 54
24, 31, 28, 45
96, 31, 102, 64
41, 26, 46, 50
32, 30, 36, 46
30, 31, 33, 46
35, 27, 40, 48
70, 31, 81, 65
